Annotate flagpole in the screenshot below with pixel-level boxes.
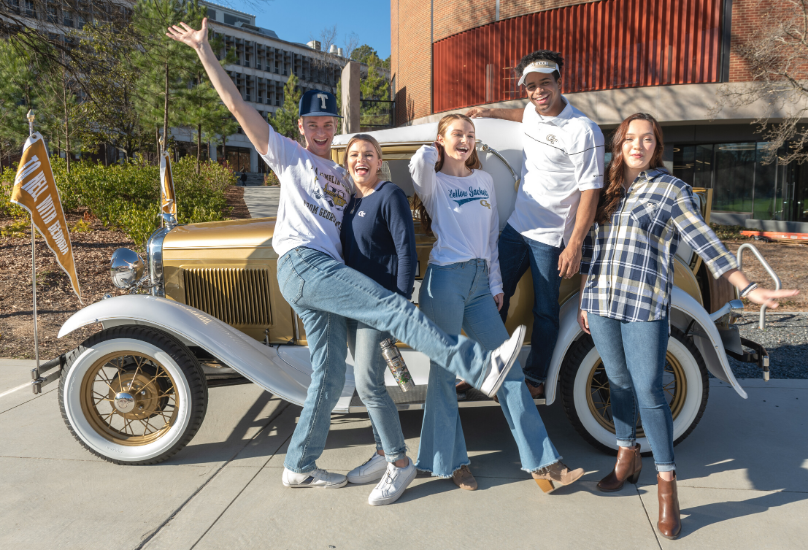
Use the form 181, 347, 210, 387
27, 109, 41, 393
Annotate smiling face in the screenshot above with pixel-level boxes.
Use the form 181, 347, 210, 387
298, 116, 337, 159
437, 119, 476, 163
524, 72, 564, 116
346, 140, 382, 188
622, 119, 657, 173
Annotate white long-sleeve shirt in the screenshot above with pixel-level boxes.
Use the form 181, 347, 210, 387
409, 145, 503, 296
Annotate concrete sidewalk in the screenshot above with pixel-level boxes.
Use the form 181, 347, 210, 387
243, 186, 280, 219
0, 359, 806, 549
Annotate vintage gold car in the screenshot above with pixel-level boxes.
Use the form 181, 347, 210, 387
42, 118, 771, 465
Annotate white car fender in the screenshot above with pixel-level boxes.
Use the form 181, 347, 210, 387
543, 287, 746, 404
58, 295, 356, 412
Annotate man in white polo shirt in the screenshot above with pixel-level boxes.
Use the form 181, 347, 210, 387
468, 50, 604, 398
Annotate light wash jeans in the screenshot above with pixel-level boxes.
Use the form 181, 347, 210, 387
346, 320, 407, 463
416, 259, 561, 477
498, 223, 564, 385
587, 314, 676, 472
277, 246, 495, 474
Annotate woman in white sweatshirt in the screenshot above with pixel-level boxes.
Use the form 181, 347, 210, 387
409, 114, 584, 493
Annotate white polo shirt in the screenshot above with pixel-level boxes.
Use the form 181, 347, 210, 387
506, 97, 605, 247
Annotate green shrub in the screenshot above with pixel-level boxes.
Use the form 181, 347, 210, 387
710, 223, 750, 241
2, 156, 235, 247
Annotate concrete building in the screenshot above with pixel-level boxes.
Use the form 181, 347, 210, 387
391, 0, 808, 232
199, 1, 358, 178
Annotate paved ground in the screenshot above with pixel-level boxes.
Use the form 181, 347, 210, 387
243, 186, 280, 219
1, 358, 806, 550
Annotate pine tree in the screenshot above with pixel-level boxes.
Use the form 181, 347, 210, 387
74, 22, 149, 162
268, 74, 301, 141
179, 33, 235, 173
132, 0, 205, 154
0, 40, 41, 164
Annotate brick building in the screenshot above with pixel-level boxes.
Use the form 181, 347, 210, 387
390, 0, 808, 232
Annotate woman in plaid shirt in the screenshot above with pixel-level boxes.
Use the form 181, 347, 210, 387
577, 113, 797, 540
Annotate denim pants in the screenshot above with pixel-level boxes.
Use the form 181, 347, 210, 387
416, 259, 561, 477
346, 320, 407, 463
497, 223, 563, 385
587, 314, 676, 472
277, 246, 494, 474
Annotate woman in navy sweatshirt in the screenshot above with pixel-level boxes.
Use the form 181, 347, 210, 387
340, 134, 418, 506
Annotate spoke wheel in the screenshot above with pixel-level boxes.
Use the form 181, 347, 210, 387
560, 327, 709, 454
585, 352, 687, 438
60, 326, 207, 465
80, 352, 179, 446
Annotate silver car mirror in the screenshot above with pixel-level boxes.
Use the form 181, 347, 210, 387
110, 248, 145, 289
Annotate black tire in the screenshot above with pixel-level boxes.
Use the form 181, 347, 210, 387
59, 325, 208, 465
559, 327, 709, 454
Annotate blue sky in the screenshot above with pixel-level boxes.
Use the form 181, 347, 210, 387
221, 0, 391, 59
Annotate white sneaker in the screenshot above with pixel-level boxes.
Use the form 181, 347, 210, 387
348, 452, 388, 484
481, 325, 526, 398
368, 458, 417, 506
282, 467, 347, 489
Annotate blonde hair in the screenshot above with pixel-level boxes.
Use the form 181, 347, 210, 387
342, 134, 384, 175
413, 114, 482, 235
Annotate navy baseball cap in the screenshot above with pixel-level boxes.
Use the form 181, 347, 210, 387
299, 89, 341, 117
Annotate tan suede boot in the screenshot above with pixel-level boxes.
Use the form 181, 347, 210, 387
452, 465, 477, 491
597, 443, 642, 492
531, 462, 584, 493
657, 473, 682, 540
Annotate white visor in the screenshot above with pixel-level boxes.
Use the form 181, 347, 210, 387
517, 61, 560, 86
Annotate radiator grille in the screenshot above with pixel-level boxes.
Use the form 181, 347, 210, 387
183, 268, 272, 326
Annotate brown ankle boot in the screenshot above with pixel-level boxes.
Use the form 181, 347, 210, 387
657, 473, 682, 540
597, 443, 642, 492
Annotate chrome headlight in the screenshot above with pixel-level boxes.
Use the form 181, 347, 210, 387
110, 248, 145, 289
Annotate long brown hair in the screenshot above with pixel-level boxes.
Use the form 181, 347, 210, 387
595, 113, 666, 225
413, 114, 483, 234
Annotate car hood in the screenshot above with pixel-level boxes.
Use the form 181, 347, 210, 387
163, 217, 276, 250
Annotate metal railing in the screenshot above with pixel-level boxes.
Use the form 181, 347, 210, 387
737, 243, 782, 329
360, 99, 395, 130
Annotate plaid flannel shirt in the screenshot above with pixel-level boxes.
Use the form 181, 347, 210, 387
579, 168, 738, 322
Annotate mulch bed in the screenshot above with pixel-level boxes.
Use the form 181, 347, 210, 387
0, 185, 251, 360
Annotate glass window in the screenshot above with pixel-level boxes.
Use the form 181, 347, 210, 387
673, 144, 712, 188
713, 143, 755, 213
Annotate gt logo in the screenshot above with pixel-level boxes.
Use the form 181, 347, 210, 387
480, 199, 491, 209
546, 134, 558, 145
357, 211, 366, 217
316, 93, 328, 109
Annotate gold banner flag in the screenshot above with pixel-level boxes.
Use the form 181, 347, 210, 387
159, 151, 177, 215
11, 133, 82, 302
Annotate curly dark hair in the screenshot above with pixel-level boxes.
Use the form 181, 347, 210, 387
515, 50, 564, 81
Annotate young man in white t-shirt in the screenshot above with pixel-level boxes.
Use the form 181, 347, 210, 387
168, 19, 527, 502
468, 50, 604, 399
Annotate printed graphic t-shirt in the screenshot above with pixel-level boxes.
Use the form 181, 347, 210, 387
259, 123, 352, 261
409, 145, 503, 296
507, 97, 605, 248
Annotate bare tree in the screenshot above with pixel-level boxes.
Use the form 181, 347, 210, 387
342, 31, 359, 61
714, 0, 808, 165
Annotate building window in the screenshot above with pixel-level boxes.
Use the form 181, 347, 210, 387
224, 14, 250, 26
207, 8, 216, 20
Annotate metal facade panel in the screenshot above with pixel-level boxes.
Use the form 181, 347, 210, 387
433, 0, 723, 112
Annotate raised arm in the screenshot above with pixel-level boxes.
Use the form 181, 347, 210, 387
167, 19, 269, 155
408, 144, 440, 201
466, 107, 524, 122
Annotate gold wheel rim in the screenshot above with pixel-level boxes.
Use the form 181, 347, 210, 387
586, 352, 687, 437
79, 351, 179, 446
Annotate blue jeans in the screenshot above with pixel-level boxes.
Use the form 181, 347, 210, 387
416, 259, 561, 477
497, 223, 563, 385
346, 320, 407, 463
587, 314, 676, 472
277, 246, 494, 474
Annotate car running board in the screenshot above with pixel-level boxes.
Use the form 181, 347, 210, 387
346, 385, 546, 413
